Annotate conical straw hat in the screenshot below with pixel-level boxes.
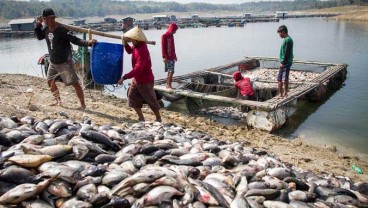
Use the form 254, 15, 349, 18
123, 27, 148, 43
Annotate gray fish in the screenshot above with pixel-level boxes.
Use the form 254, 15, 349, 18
289, 200, 314, 208
110, 169, 165, 197
0, 118, 18, 129
20, 116, 35, 125
326, 195, 359, 206
139, 144, 159, 155
138, 185, 184, 206
0, 173, 58, 205
48, 121, 68, 134
354, 182, 368, 195
80, 130, 121, 151
96, 154, 117, 164
47, 179, 72, 198
74, 176, 102, 191
90, 192, 110, 207
20, 135, 45, 145
230, 193, 250, 208
0, 151, 14, 166
0, 132, 11, 146
180, 184, 198, 205
6, 130, 27, 143
102, 170, 130, 187
288, 190, 310, 202
41, 164, 81, 184
0, 180, 17, 196
101, 196, 130, 208
77, 184, 97, 202
195, 185, 219, 206
72, 144, 90, 159
68, 136, 107, 154
60, 197, 92, 208
132, 154, 147, 168
81, 165, 107, 177
248, 181, 271, 190
267, 167, 291, 180
245, 189, 280, 200
113, 154, 133, 164
160, 156, 203, 166
0, 165, 40, 184
263, 200, 292, 208
35, 121, 49, 133
200, 181, 230, 208
21, 199, 53, 208
283, 176, 309, 191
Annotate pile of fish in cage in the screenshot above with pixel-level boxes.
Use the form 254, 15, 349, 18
198, 107, 246, 120
0, 116, 367, 207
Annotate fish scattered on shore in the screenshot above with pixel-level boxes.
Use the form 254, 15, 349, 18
0, 115, 367, 207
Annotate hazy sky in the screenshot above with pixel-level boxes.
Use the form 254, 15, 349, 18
131, 0, 258, 4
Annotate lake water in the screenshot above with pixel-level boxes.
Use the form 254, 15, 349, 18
1, 18, 367, 154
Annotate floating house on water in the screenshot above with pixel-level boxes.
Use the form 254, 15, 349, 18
104, 17, 117, 24
275, 11, 288, 18
243, 13, 252, 19
153, 15, 170, 24
122, 17, 134, 32
8, 18, 35, 31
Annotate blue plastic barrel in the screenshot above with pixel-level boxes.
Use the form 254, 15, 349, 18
91, 42, 123, 84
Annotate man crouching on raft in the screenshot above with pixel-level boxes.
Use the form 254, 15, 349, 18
117, 27, 162, 122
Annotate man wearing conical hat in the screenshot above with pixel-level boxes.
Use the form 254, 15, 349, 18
117, 27, 162, 122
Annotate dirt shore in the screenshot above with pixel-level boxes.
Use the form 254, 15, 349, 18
0, 73, 367, 183
295, 5, 368, 21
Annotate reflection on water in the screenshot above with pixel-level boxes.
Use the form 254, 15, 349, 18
1, 18, 368, 153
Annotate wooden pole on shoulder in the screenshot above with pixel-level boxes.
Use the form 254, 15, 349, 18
58, 22, 156, 45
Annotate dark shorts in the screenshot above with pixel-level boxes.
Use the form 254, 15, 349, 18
128, 81, 161, 111
47, 59, 79, 86
277, 63, 292, 82
165, 60, 175, 73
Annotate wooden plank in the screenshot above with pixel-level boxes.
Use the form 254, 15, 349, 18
245, 56, 343, 66
154, 85, 276, 110
57, 22, 156, 45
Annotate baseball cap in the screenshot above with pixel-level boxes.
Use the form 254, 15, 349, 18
42, 8, 56, 17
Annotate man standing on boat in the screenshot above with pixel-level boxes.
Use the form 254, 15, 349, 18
35, 8, 97, 109
117, 27, 162, 122
277, 25, 294, 98
161, 23, 178, 90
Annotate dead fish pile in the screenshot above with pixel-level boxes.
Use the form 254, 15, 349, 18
199, 107, 246, 120
0, 116, 368, 208
244, 68, 320, 83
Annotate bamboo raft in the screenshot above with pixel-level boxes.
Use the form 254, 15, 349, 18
154, 56, 347, 131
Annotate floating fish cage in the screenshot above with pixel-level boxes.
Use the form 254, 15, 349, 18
154, 57, 347, 132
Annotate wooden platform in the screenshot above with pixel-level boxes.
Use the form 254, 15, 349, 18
154, 57, 347, 112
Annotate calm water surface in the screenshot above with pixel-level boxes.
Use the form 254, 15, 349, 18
1, 18, 367, 153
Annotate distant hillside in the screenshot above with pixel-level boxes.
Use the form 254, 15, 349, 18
0, 0, 359, 20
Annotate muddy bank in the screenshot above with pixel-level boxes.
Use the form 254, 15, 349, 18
0, 73, 367, 183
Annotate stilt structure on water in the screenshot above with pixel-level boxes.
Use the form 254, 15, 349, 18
154, 56, 348, 132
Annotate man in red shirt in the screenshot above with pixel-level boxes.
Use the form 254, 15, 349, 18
117, 27, 162, 122
161, 23, 178, 89
233, 71, 255, 100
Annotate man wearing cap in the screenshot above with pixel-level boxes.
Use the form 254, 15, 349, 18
276, 25, 294, 98
117, 27, 162, 122
161, 23, 178, 90
35, 8, 97, 109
